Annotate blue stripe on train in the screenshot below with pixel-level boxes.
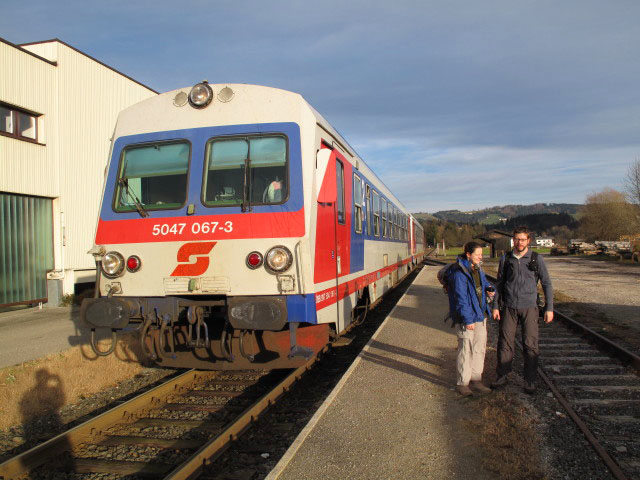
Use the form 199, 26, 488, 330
100, 122, 303, 221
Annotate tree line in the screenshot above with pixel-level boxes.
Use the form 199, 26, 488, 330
420, 158, 640, 247
420, 213, 580, 248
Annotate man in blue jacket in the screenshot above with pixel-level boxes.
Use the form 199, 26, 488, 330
492, 226, 554, 394
446, 241, 494, 396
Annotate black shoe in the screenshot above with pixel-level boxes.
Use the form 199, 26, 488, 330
491, 375, 508, 388
524, 381, 536, 394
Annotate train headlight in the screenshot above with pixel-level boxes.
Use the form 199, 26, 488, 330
188, 81, 213, 109
101, 252, 125, 278
265, 246, 293, 273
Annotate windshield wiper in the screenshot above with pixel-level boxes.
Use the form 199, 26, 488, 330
241, 157, 252, 212
118, 177, 149, 218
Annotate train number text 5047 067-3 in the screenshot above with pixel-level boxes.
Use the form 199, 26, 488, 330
151, 221, 233, 236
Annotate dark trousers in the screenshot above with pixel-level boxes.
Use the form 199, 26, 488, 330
496, 307, 539, 383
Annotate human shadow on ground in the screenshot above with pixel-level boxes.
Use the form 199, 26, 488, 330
359, 349, 450, 388
368, 339, 443, 367
18, 368, 74, 472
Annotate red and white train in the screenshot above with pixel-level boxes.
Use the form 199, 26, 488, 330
81, 82, 426, 369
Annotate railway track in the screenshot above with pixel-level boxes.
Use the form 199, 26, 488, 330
0, 364, 320, 479
0, 266, 421, 480
425, 257, 640, 479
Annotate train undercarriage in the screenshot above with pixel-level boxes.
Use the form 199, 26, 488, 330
81, 295, 331, 370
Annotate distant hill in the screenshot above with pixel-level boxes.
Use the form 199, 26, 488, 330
428, 203, 582, 224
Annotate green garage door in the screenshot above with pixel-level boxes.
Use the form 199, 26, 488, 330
0, 193, 54, 307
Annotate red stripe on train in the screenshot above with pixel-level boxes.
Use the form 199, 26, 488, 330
314, 257, 412, 311
95, 208, 305, 244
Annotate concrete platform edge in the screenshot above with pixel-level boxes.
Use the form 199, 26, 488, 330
265, 268, 425, 480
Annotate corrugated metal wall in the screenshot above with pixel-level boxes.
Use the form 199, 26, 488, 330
23, 41, 157, 271
0, 193, 54, 306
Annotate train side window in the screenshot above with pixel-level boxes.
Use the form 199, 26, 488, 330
114, 140, 190, 212
381, 198, 387, 237
353, 174, 362, 233
394, 208, 398, 239
336, 160, 345, 224
373, 191, 380, 237
366, 185, 372, 235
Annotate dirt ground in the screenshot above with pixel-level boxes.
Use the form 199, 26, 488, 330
543, 256, 640, 330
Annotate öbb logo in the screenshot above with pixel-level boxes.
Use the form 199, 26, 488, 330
170, 242, 216, 276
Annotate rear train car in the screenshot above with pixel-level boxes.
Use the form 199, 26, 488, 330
81, 82, 426, 369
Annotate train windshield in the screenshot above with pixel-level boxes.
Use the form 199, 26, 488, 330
114, 141, 190, 213
203, 135, 288, 207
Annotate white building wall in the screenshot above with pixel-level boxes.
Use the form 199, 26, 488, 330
1, 38, 156, 300
0, 41, 60, 198
50, 42, 156, 272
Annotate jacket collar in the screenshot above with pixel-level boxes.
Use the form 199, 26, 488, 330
456, 256, 473, 276
510, 248, 532, 259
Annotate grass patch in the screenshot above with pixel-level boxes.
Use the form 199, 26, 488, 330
466, 391, 546, 479
0, 335, 145, 431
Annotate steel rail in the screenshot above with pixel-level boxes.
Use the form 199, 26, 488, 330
164, 345, 330, 480
553, 310, 640, 371
0, 369, 201, 480
535, 366, 628, 480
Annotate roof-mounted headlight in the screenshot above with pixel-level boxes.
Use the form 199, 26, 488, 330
189, 81, 213, 109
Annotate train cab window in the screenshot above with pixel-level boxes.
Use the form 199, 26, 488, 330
114, 141, 190, 212
373, 191, 380, 237
366, 185, 372, 235
336, 160, 345, 224
381, 198, 387, 237
203, 135, 288, 207
353, 174, 362, 233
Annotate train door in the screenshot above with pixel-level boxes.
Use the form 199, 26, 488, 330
315, 148, 349, 332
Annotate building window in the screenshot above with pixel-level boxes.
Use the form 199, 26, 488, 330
353, 174, 362, 233
0, 104, 39, 142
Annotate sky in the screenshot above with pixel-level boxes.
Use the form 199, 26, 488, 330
2, 0, 639, 212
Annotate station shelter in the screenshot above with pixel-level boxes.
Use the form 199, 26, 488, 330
474, 230, 513, 258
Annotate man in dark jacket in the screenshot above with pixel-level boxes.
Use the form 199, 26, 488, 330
492, 226, 553, 393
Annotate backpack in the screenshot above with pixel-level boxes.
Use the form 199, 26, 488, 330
437, 261, 460, 326
500, 250, 545, 310
437, 261, 458, 294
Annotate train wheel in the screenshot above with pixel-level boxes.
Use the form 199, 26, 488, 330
351, 289, 370, 326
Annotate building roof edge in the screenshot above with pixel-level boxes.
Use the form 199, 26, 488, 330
18, 38, 159, 94
0, 37, 57, 66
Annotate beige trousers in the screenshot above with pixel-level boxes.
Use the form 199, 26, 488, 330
456, 320, 487, 386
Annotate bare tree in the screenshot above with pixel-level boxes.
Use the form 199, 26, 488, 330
579, 188, 640, 241
626, 158, 640, 206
